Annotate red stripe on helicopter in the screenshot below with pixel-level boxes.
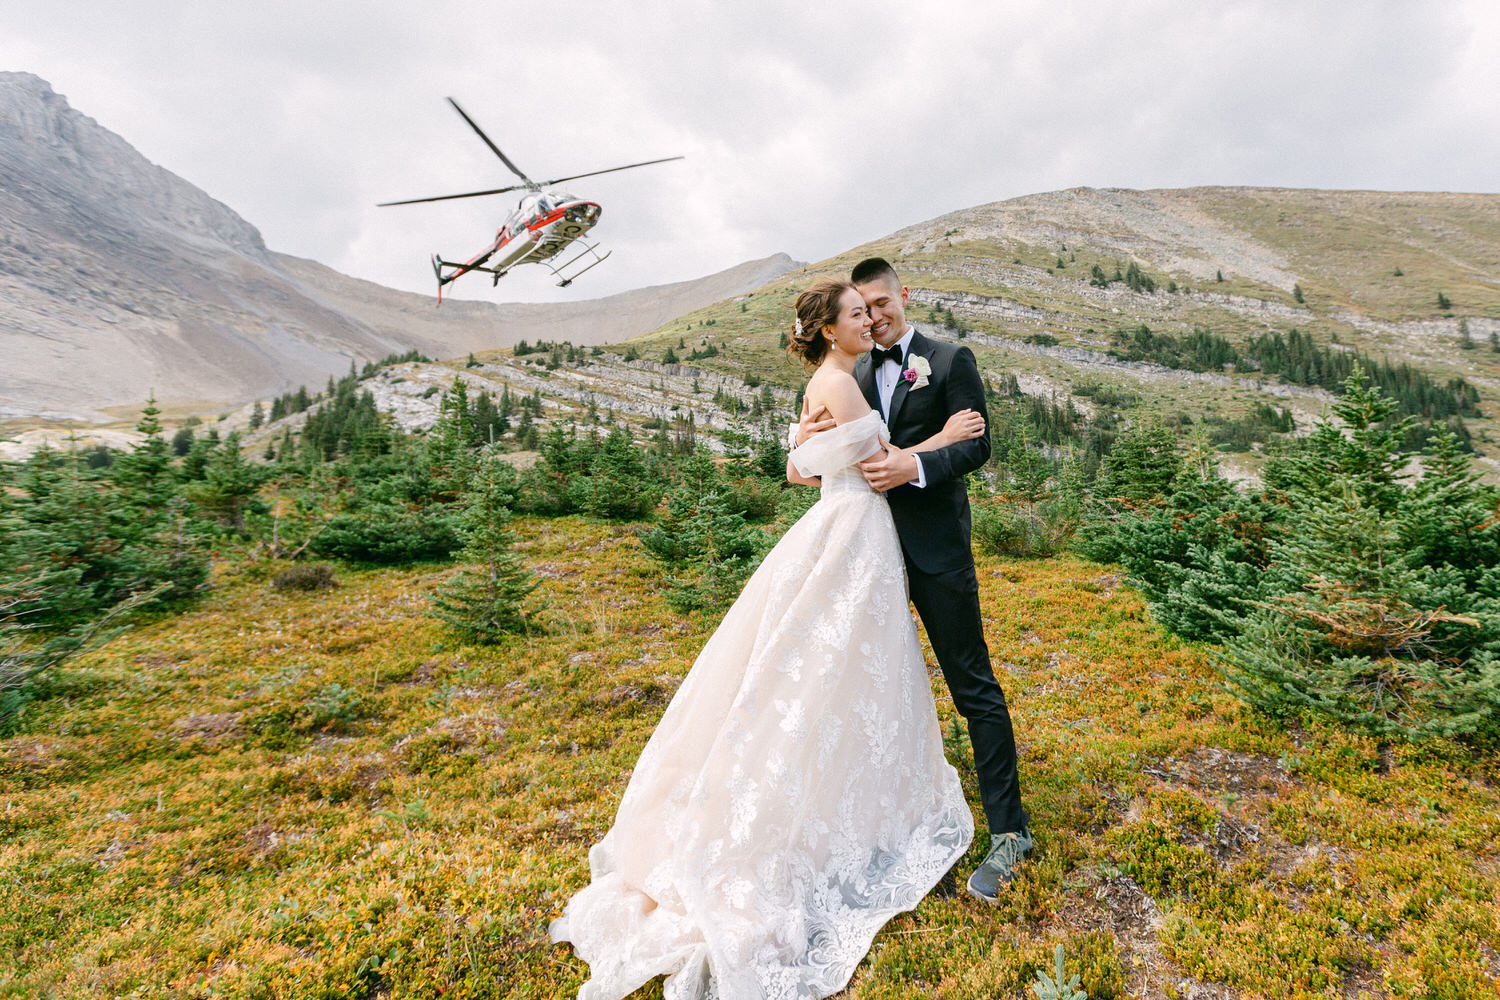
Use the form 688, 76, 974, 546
526, 209, 569, 232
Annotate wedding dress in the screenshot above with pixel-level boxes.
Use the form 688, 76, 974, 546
551, 411, 973, 1000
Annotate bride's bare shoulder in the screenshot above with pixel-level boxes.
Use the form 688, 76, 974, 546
805, 367, 871, 424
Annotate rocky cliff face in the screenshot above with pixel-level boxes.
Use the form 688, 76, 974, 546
0, 73, 798, 422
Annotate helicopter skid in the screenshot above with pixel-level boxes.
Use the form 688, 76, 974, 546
548, 241, 612, 287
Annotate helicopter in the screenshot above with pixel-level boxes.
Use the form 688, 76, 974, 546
378, 98, 683, 302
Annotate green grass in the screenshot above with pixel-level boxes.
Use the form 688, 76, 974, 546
3, 520, 1497, 998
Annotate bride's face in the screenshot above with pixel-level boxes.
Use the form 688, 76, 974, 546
824, 288, 874, 357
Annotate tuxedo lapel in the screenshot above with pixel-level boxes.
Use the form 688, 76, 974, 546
855, 355, 880, 413
885, 329, 928, 430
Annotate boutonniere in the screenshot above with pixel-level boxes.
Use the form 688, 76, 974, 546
902, 355, 931, 391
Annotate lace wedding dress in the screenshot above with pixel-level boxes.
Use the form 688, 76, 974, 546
551, 411, 973, 1000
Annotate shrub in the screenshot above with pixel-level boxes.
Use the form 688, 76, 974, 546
972, 497, 1074, 558
312, 504, 461, 564
271, 564, 338, 592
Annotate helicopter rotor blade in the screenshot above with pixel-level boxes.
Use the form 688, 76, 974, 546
536, 156, 685, 188
377, 183, 530, 207
446, 97, 534, 186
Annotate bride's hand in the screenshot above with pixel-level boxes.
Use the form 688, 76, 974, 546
938, 408, 986, 446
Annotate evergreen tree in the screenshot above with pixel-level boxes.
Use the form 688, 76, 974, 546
1264, 366, 1412, 516
7, 403, 210, 626
179, 435, 215, 482
188, 432, 261, 533
640, 451, 770, 612
1215, 473, 1498, 745
429, 377, 477, 490
428, 460, 536, 642
472, 391, 505, 445
576, 426, 664, 520
113, 396, 174, 513
249, 401, 265, 430
1093, 419, 1181, 505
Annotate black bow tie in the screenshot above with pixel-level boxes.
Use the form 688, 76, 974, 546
871, 345, 903, 368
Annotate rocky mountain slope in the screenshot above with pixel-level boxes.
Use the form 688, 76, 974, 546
218, 183, 1500, 483
606, 185, 1500, 478
0, 72, 798, 424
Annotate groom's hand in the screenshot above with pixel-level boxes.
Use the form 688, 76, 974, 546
795, 398, 836, 446
859, 434, 919, 491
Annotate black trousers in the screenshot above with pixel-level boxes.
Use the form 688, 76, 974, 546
906, 558, 1029, 836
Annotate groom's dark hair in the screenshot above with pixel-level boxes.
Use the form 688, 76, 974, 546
851, 257, 900, 288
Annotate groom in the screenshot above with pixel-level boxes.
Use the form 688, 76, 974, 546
793, 257, 1031, 901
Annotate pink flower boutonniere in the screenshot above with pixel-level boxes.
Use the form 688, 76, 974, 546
902, 355, 931, 391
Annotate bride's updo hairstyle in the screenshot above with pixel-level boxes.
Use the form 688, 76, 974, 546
787, 279, 855, 369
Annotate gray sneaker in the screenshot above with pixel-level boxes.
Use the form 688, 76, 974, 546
966, 827, 1034, 902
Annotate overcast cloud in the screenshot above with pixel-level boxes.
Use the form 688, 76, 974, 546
2, 1, 1496, 303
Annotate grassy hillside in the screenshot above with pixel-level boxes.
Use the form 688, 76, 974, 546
619, 188, 1500, 480
3, 518, 1496, 998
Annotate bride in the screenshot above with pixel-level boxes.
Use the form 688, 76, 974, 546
551, 279, 986, 1000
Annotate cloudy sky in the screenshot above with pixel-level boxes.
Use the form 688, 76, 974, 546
3, 1, 1496, 303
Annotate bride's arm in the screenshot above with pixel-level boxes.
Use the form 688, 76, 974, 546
787, 372, 874, 485
787, 455, 822, 487
910, 408, 986, 452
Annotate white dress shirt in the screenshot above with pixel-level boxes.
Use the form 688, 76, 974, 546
874, 326, 926, 488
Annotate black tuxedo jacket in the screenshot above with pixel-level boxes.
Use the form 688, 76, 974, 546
857, 328, 990, 575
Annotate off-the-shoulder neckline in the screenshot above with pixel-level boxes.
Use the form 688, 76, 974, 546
834, 411, 881, 429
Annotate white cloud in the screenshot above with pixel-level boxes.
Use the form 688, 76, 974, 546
2, 0, 1494, 302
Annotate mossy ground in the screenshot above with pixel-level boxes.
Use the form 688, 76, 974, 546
3, 518, 1497, 998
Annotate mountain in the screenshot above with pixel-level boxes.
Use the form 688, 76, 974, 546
0, 72, 799, 423
602, 185, 1500, 478
205, 183, 1500, 484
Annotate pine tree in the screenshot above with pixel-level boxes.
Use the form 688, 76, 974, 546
427, 461, 536, 642
1094, 419, 1182, 505
640, 451, 769, 612
577, 426, 663, 520
1215, 475, 1497, 744
188, 432, 260, 533
113, 396, 174, 512
1265, 365, 1412, 516
1215, 375, 1500, 745
429, 377, 477, 491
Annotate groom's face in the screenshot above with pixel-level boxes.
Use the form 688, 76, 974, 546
856, 276, 909, 349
